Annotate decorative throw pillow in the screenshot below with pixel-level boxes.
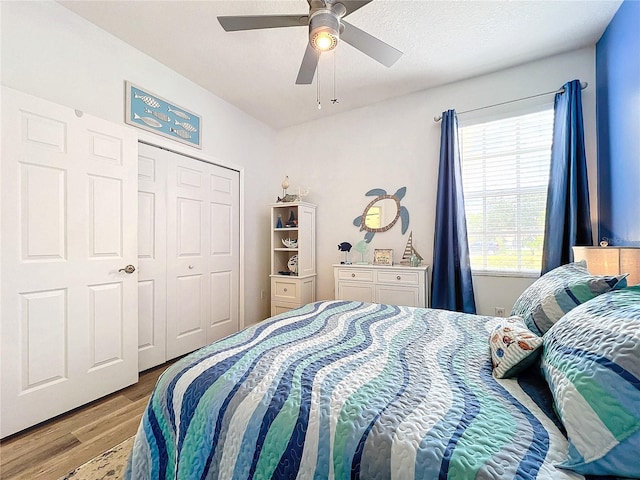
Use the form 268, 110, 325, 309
510, 260, 627, 336
489, 316, 543, 378
541, 286, 640, 477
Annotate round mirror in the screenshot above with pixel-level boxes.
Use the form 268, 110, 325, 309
361, 195, 401, 232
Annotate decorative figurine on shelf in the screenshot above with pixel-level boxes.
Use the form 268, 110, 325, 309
277, 176, 297, 202
295, 187, 310, 202
354, 240, 369, 264
276, 214, 283, 229
338, 242, 353, 264
285, 210, 297, 227
401, 231, 423, 266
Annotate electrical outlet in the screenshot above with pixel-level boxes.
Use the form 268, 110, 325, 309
494, 307, 506, 317
260, 290, 266, 300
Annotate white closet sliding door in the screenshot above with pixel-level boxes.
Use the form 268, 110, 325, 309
137, 144, 240, 369
137, 144, 168, 371
0, 87, 139, 437
206, 158, 240, 344
166, 151, 210, 358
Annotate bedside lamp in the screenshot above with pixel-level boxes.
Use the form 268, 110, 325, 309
572, 246, 640, 286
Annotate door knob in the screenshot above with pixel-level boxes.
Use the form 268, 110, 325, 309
118, 265, 136, 274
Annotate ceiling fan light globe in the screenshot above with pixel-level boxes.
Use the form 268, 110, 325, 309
309, 9, 340, 52
312, 30, 337, 51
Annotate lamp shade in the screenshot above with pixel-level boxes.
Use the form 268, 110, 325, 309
573, 246, 640, 286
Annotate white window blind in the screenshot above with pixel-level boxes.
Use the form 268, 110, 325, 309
460, 108, 554, 274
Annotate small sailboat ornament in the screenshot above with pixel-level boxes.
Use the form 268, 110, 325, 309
401, 231, 423, 266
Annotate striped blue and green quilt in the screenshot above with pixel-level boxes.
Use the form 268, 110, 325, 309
125, 301, 582, 480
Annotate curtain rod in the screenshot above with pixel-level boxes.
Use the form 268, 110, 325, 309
433, 81, 588, 122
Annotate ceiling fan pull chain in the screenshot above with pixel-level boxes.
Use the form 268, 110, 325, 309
317, 60, 322, 110
332, 50, 338, 105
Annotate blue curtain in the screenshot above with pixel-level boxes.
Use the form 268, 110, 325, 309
432, 110, 476, 314
541, 80, 592, 274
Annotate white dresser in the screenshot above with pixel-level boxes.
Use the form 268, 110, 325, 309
333, 264, 430, 308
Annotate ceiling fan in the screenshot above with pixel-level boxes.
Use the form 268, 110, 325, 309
218, 0, 402, 85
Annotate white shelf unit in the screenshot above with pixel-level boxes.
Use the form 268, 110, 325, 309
333, 264, 430, 308
270, 202, 316, 315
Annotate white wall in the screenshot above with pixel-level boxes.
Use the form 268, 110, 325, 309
276, 47, 598, 315
2, 1, 599, 319
0, 0, 278, 323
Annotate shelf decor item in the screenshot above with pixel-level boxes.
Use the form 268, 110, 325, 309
373, 249, 393, 266
277, 176, 298, 202
282, 238, 298, 248
125, 81, 201, 148
286, 210, 297, 227
354, 240, 369, 264
401, 231, 423, 266
288, 255, 298, 274
338, 242, 352, 264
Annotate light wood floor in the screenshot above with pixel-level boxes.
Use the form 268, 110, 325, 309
0, 361, 175, 480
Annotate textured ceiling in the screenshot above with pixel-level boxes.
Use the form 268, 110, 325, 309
58, 0, 621, 130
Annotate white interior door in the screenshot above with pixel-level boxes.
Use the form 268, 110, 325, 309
137, 143, 167, 371
0, 87, 138, 438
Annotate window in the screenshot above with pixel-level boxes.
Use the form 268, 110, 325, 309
460, 108, 554, 274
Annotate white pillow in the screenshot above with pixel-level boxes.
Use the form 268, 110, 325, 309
490, 316, 543, 379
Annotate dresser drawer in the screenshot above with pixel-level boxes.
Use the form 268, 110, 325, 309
272, 278, 301, 302
376, 270, 420, 286
336, 268, 374, 282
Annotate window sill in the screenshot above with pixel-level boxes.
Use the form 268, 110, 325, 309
471, 270, 540, 279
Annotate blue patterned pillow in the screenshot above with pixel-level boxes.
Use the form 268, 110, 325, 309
511, 260, 627, 335
541, 286, 640, 477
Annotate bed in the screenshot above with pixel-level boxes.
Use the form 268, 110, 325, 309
125, 262, 639, 480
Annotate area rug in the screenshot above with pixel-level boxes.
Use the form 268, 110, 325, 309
59, 436, 133, 480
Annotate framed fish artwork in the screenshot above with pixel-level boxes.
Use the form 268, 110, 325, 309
125, 81, 202, 148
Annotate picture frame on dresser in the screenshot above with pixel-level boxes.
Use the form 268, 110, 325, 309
373, 249, 393, 266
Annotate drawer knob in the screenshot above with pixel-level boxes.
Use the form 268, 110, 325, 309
188, 264, 195, 269
283, 288, 288, 292
351, 273, 356, 278
397, 275, 401, 280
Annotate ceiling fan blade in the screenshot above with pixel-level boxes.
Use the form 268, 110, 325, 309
340, 20, 402, 67
341, 1, 374, 17
296, 44, 320, 85
218, 15, 307, 32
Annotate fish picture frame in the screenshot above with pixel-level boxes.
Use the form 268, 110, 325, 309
125, 81, 202, 148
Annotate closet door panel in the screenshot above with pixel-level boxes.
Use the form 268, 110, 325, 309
139, 144, 240, 366
137, 143, 167, 371
176, 274, 205, 336
208, 166, 240, 342
166, 155, 209, 359
210, 271, 232, 325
